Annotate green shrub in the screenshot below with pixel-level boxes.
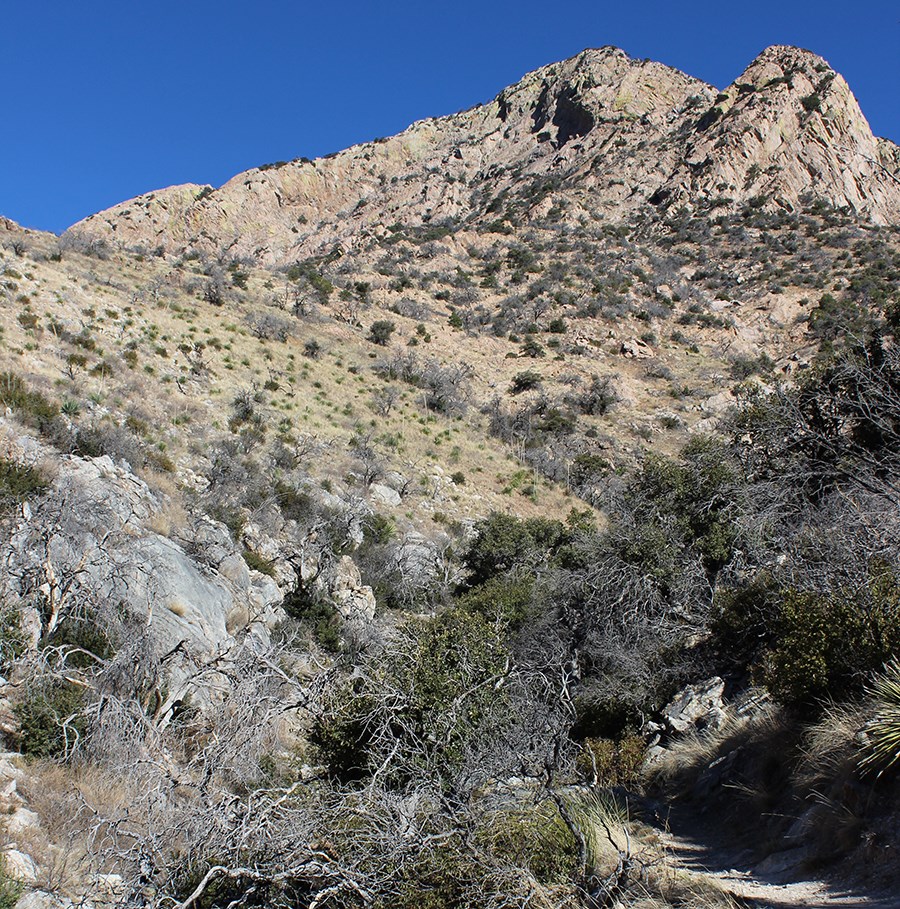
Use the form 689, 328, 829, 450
0, 456, 48, 512
384, 841, 473, 909
242, 549, 277, 577
362, 512, 395, 545
0, 855, 23, 909
807, 292, 868, 342
478, 802, 579, 883
761, 578, 900, 708
0, 371, 61, 435
458, 574, 534, 627
45, 614, 115, 668
308, 679, 374, 782
801, 93, 822, 113
311, 610, 510, 784
712, 574, 779, 668
460, 513, 570, 588
576, 735, 645, 787
368, 320, 396, 345
509, 370, 542, 393
281, 585, 342, 652
570, 452, 611, 488
15, 679, 88, 758
520, 337, 545, 358
17, 311, 39, 331
618, 436, 742, 582
0, 604, 27, 669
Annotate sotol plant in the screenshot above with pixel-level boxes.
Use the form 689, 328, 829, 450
860, 660, 900, 777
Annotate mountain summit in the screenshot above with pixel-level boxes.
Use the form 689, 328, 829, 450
66, 45, 900, 265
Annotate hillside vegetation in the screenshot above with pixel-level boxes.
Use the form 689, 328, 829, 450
0, 42, 899, 909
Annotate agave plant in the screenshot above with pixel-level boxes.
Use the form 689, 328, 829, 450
860, 659, 900, 776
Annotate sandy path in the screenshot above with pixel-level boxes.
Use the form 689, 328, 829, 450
656, 825, 895, 908
629, 795, 898, 909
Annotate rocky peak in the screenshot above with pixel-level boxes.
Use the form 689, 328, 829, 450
664, 45, 900, 223
64, 46, 900, 265
739, 44, 831, 84
497, 46, 711, 144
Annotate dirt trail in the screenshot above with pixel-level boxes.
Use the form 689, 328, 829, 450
649, 807, 897, 908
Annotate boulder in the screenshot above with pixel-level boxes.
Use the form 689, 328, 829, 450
661, 677, 727, 734
620, 338, 654, 359
370, 483, 402, 508
3, 848, 38, 883
331, 556, 376, 623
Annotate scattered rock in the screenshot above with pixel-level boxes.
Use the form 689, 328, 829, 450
0, 436, 288, 658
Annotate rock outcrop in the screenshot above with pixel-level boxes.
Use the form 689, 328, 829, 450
65, 46, 900, 266
0, 426, 284, 657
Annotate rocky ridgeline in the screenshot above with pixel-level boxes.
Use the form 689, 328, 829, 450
66, 45, 900, 265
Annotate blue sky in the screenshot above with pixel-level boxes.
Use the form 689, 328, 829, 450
2, 0, 897, 234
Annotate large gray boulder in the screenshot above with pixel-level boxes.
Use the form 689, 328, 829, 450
0, 443, 285, 657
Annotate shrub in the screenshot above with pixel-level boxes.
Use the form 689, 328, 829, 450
368, 320, 396, 345
311, 610, 510, 784
458, 574, 534, 627
0, 371, 61, 435
0, 604, 27, 669
0, 456, 48, 512
387, 841, 473, 909
362, 512, 395, 545
281, 585, 342, 652
45, 613, 115, 668
460, 513, 569, 588
576, 735, 646, 787
15, 680, 88, 758
761, 577, 900, 708
801, 93, 822, 113
807, 292, 868, 342
569, 452, 611, 488
17, 310, 39, 331
520, 337, 545, 358
478, 803, 579, 883
242, 549, 277, 577
618, 436, 742, 581
509, 370, 541, 394
247, 312, 293, 342
567, 374, 616, 416
0, 855, 23, 909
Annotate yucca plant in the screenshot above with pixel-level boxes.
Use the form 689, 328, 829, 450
860, 659, 900, 777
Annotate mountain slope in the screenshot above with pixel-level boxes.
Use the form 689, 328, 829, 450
65, 45, 900, 266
